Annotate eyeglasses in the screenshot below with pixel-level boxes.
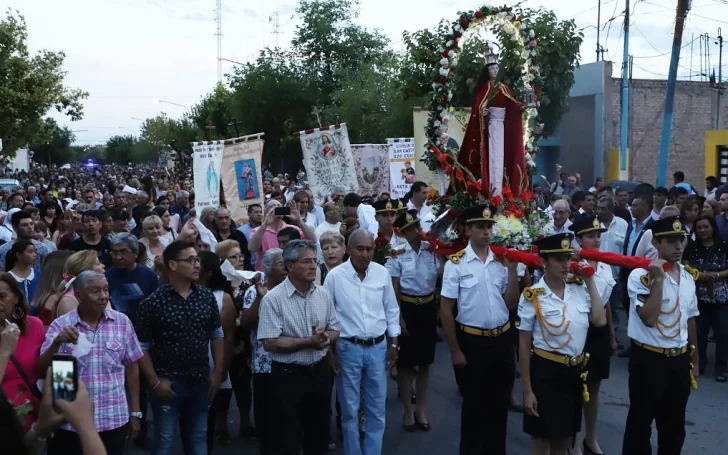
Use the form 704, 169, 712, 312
176, 256, 201, 265
228, 253, 244, 261
297, 258, 317, 264
110, 249, 132, 256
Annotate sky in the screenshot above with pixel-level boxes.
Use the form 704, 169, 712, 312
7, 0, 728, 145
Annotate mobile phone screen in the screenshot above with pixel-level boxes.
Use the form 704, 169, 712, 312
274, 206, 291, 216
51, 358, 77, 402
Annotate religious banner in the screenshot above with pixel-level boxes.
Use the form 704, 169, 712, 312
192, 142, 224, 211
386, 138, 416, 199
413, 107, 470, 195
352, 144, 389, 197
220, 134, 265, 223
297, 124, 358, 203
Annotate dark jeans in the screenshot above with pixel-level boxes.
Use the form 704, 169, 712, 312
205, 388, 233, 454
271, 358, 332, 455
149, 379, 209, 455
48, 424, 127, 455
253, 373, 274, 454
696, 301, 728, 375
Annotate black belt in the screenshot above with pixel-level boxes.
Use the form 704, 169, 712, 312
341, 333, 386, 346
272, 358, 325, 370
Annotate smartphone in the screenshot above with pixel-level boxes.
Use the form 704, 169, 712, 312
274, 206, 291, 216
51, 355, 78, 403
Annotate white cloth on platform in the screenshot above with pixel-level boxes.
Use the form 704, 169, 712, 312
488, 107, 506, 195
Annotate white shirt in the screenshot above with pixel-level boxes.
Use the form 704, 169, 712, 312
517, 279, 592, 356
314, 220, 341, 239
650, 209, 660, 221
441, 244, 509, 329
385, 241, 440, 296
550, 219, 572, 234
323, 260, 401, 339
406, 200, 433, 222
705, 188, 717, 201
634, 229, 658, 260
588, 262, 616, 307
357, 204, 378, 236
600, 216, 628, 277
627, 265, 699, 348
390, 233, 407, 249
302, 212, 319, 230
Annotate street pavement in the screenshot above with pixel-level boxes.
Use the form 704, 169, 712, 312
127, 327, 728, 454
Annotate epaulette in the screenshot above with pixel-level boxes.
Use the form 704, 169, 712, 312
640, 272, 653, 290
523, 286, 545, 302
390, 248, 406, 258
448, 250, 466, 264
565, 276, 584, 285
684, 265, 700, 281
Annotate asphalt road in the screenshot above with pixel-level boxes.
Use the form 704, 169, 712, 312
127, 327, 728, 454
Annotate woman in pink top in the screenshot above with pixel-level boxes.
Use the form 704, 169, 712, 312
0, 273, 45, 431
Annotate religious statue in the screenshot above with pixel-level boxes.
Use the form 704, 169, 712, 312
206, 160, 219, 196
457, 47, 526, 196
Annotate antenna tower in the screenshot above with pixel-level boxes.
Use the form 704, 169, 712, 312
269, 11, 281, 47
215, 0, 223, 82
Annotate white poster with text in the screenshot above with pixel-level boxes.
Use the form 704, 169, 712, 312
192, 142, 224, 211
387, 138, 416, 199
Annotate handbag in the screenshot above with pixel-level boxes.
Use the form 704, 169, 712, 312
9, 354, 43, 400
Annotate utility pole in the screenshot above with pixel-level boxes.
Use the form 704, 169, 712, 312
656, 0, 691, 187
269, 12, 281, 47
215, 0, 223, 83
717, 29, 723, 129
596, 0, 602, 61
619, 0, 630, 180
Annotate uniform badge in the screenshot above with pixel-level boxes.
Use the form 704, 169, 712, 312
483, 207, 491, 219
561, 238, 570, 249
385, 201, 393, 210
592, 218, 600, 229
672, 219, 682, 231
406, 213, 413, 223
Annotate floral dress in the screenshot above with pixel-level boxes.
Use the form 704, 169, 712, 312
242, 286, 271, 374
684, 240, 728, 304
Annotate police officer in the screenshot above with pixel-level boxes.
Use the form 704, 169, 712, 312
518, 232, 607, 455
386, 209, 441, 432
622, 215, 699, 454
570, 215, 617, 455
372, 199, 406, 248
440, 204, 521, 455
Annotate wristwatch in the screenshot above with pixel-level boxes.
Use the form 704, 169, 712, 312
130, 412, 143, 419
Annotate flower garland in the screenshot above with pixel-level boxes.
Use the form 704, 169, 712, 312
373, 232, 393, 265
422, 5, 543, 194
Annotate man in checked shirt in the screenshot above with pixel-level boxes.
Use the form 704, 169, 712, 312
39, 271, 144, 455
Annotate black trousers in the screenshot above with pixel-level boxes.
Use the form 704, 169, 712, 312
622, 344, 692, 455
696, 301, 728, 375
48, 424, 127, 455
457, 328, 515, 455
253, 373, 275, 455
270, 358, 333, 455
206, 388, 233, 454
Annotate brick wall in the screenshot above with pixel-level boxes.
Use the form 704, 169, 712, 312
608, 78, 725, 186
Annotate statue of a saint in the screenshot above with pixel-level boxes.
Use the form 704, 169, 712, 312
457, 57, 526, 196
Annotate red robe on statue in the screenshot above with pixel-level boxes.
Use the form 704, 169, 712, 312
457, 81, 527, 195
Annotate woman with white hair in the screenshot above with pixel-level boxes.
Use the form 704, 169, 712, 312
239, 248, 286, 455
315, 231, 346, 286
139, 215, 169, 274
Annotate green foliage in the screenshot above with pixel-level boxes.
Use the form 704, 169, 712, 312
0, 10, 88, 154
191, 83, 235, 139
28, 118, 77, 166
139, 113, 199, 162
104, 135, 137, 164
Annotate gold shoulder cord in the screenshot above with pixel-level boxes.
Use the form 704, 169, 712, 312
642, 272, 682, 339
523, 287, 572, 350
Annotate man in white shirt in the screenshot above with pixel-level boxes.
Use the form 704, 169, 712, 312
652, 187, 668, 220
549, 200, 572, 234
324, 229, 400, 455
705, 176, 718, 201
597, 196, 629, 330
343, 193, 378, 236
634, 205, 680, 261
314, 202, 342, 239
406, 181, 433, 221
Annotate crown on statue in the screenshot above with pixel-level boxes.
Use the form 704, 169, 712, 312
484, 41, 499, 65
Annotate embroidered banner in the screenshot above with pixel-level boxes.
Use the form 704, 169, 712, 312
192, 142, 224, 211
387, 138, 416, 199
299, 124, 358, 203
352, 144, 389, 197
221, 137, 265, 223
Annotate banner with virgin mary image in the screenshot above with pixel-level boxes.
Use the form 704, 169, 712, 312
221, 136, 265, 223
352, 144, 389, 197
298, 124, 358, 203
192, 142, 224, 211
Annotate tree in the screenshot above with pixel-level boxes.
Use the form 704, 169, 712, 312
104, 135, 136, 164
28, 118, 77, 166
140, 113, 199, 162
191, 83, 235, 139
0, 10, 88, 154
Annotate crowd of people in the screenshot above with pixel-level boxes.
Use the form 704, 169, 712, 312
0, 160, 723, 455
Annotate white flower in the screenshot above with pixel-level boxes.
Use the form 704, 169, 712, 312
497, 11, 507, 18
432, 82, 439, 90
440, 57, 449, 66
442, 117, 450, 125
448, 91, 453, 100
501, 21, 517, 36
439, 67, 449, 77
451, 57, 459, 67
520, 23, 527, 30
529, 29, 535, 39
433, 120, 442, 127
454, 25, 463, 32
444, 226, 460, 240
437, 105, 443, 111
448, 50, 454, 58
446, 40, 453, 48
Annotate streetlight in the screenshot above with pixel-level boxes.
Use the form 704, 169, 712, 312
131, 117, 145, 122
152, 98, 191, 113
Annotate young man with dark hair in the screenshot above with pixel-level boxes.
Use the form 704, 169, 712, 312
0, 210, 53, 269
705, 176, 719, 201
613, 187, 633, 224
652, 187, 669, 220
343, 192, 377, 235
277, 226, 301, 250
72, 209, 112, 267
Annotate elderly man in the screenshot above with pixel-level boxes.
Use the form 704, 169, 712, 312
27, 186, 40, 205
324, 229, 400, 455
257, 240, 340, 455
136, 240, 225, 455
212, 207, 252, 270
171, 190, 191, 220
40, 271, 144, 455
248, 199, 316, 272
549, 199, 572, 234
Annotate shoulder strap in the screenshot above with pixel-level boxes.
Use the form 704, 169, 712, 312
9, 355, 42, 399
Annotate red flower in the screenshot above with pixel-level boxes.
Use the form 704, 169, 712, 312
529, 39, 537, 48
438, 75, 447, 84
443, 163, 453, 174
503, 210, 512, 217
436, 153, 448, 165
455, 31, 462, 38
513, 209, 524, 218
474, 11, 483, 18
520, 190, 534, 201
461, 17, 470, 27
466, 180, 481, 192
442, 50, 449, 58
454, 169, 464, 182
491, 195, 503, 206
502, 187, 515, 202
442, 95, 449, 102
452, 39, 459, 47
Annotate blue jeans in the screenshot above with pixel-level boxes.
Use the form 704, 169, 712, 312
335, 338, 387, 455
149, 378, 209, 455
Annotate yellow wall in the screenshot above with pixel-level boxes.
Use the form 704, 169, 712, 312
607, 147, 629, 182
704, 130, 728, 179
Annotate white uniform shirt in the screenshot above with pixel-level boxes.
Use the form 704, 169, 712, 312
517, 280, 592, 356
390, 233, 408, 249
323, 259, 401, 339
626, 265, 699, 348
386, 241, 440, 296
588, 262, 616, 307
441, 244, 509, 330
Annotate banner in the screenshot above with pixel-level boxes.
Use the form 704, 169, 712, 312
413, 107, 471, 195
192, 142, 224, 211
221, 137, 265, 223
299, 124, 358, 203
386, 138, 416, 199
352, 144, 389, 197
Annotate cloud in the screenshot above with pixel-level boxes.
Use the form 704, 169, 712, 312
182, 12, 213, 22
279, 4, 297, 16
242, 7, 258, 19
